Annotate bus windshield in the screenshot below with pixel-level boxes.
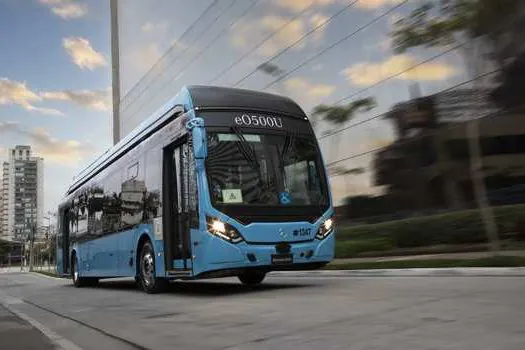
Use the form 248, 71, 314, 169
206, 130, 328, 207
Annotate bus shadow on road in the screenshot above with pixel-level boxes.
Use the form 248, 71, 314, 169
88, 279, 317, 297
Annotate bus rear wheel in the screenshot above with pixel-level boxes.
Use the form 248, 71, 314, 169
139, 241, 167, 294
72, 255, 98, 287
238, 270, 266, 285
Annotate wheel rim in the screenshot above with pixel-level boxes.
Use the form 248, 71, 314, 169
141, 250, 155, 287
73, 258, 78, 283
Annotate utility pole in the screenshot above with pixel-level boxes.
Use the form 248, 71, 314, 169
110, 0, 121, 145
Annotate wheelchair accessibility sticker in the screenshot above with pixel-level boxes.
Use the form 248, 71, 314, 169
279, 192, 292, 204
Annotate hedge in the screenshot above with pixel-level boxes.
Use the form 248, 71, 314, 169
335, 237, 394, 258
336, 204, 525, 249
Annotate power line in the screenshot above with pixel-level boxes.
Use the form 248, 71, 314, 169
120, 0, 220, 106
160, 0, 261, 88
330, 44, 462, 106
325, 95, 510, 168
208, 1, 319, 85
122, 0, 236, 112
260, 0, 409, 91
232, 0, 360, 87
317, 61, 502, 142
124, 0, 258, 123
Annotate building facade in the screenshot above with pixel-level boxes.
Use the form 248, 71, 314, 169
0, 146, 44, 241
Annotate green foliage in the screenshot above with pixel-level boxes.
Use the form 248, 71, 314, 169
335, 237, 394, 258
390, 0, 520, 53
312, 97, 376, 126
336, 204, 525, 252
0, 240, 10, 256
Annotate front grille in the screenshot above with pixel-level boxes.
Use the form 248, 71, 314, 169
232, 214, 319, 225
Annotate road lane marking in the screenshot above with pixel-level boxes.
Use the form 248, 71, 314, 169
0, 292, 84, 350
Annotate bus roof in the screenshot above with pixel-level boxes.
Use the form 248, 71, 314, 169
64, 85, 306, 197
187, 85, 306, 119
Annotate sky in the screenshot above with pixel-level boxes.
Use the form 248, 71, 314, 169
0, 0, 112, 216
116, 0, 469, 203
0, 0, 471, 213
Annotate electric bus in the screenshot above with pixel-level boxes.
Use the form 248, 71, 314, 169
56, 85, 335, 293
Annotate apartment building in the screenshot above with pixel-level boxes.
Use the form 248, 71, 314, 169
0, 146, 44, 241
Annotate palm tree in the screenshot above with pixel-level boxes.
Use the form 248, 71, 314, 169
312, 97, 376, 160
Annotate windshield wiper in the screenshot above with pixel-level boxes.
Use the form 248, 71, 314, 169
230, 126, 260, 171
281, 129, 295, 159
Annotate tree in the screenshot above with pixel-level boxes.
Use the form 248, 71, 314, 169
388, 0, 519, 254
312, 97, 376, 160
391, 0, 519, 59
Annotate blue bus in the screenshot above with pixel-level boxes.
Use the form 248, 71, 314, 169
56, 86, 335, 293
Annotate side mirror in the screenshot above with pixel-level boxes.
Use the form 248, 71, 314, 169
187, 117, 207, 159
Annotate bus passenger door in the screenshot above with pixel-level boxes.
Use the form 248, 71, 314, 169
163, 140, 192, 274
58, 208, 71, 275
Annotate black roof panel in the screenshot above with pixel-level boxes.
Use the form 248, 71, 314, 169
187, 85, 306, 119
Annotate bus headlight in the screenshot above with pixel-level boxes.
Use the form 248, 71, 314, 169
206, 216, 244, 243
316, 217, 334, 240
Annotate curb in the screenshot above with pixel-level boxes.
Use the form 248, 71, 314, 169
0, 293, 83, 350
31, 271, 63, 280
270, 267, 525, 277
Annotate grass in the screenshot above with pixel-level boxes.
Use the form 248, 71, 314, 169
323, 255, 525, 270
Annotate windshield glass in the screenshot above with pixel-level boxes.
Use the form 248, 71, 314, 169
206, 131, 328, 206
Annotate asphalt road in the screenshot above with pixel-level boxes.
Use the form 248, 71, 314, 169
1, 272, 524, 350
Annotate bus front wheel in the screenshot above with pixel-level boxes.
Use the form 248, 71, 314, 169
139, 241, 167, 294
238, 270, 266, 285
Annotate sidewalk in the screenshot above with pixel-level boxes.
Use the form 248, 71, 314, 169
0, 304, 57, 350
331, 249, 525, 265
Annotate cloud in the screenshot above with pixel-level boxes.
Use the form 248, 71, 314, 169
343, 54, 458, 86
232, 14, 329, 57
30, 128, 94, 165
41, 88, 111, 111
274, 0, 336, 13
310, 14, 329, 42
129, 43, 162, 72
141, 21, 168, 34
25, 105, 64, 116
0, 78, 63, 116
0, 122, 94, 166
38, 0, 87, 19
284, 77, 336, 99
356, 0, 403, 9
0, 121, 19, 133
63, 37, 107, 70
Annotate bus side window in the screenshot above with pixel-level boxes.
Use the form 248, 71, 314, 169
102, 169, 123, 234
121, 160, 145, 228
144, 147, 162, 221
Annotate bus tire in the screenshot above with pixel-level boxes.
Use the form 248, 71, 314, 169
139, 241, 167, 294
71, 253, 91, 288
238, 270, 266, 285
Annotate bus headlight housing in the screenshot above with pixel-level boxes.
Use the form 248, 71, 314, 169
206, 216, 244, 243
316, 217, 334, 240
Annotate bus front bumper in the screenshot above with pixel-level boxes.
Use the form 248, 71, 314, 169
191, 232, 335, 278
